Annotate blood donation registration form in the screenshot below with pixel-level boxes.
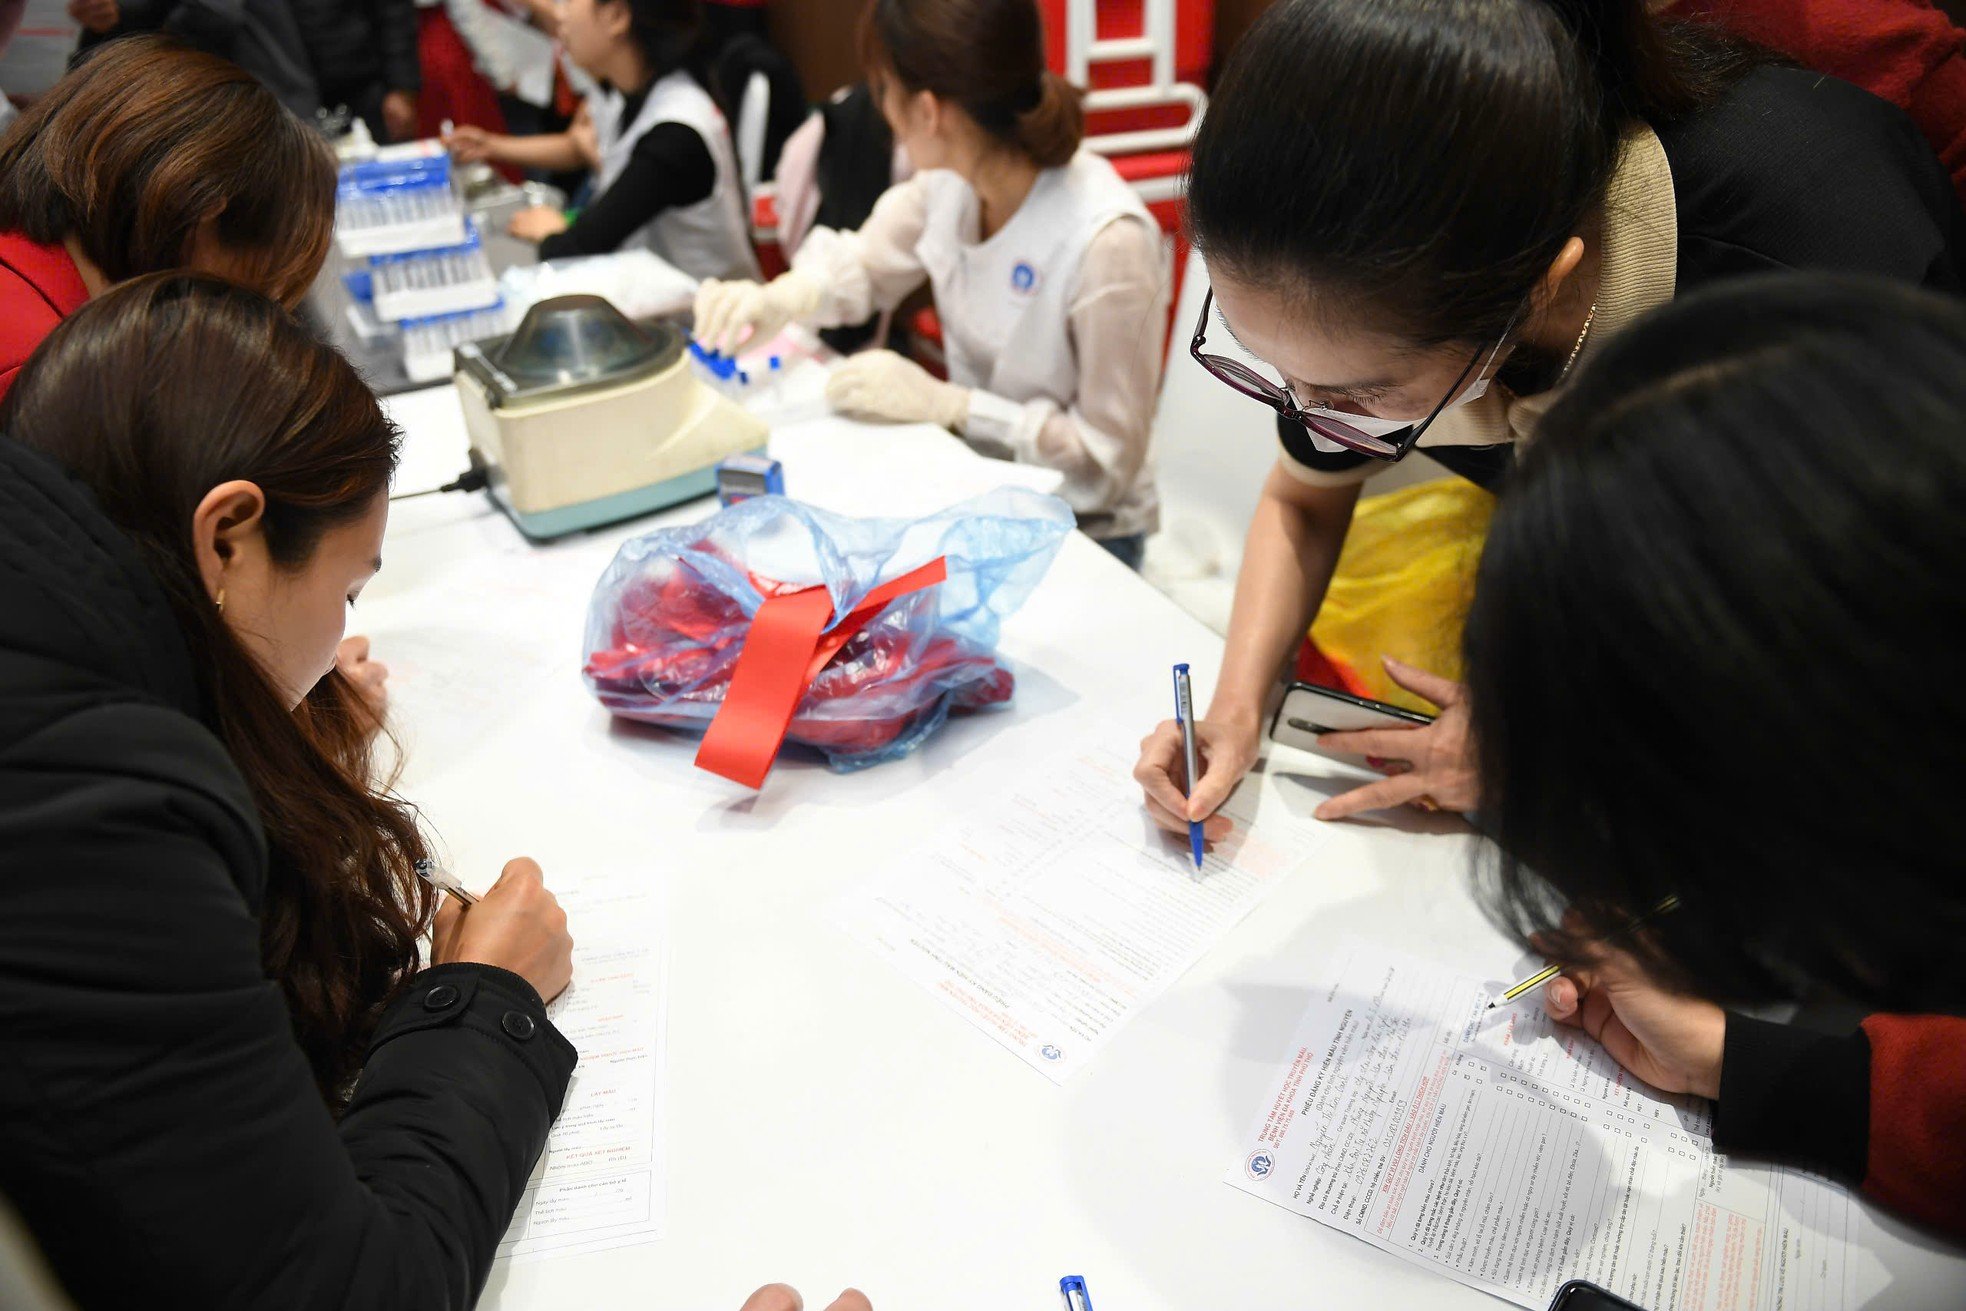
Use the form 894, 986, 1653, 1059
1228, 943, 1857, 1311
833, 743, 1331, 1082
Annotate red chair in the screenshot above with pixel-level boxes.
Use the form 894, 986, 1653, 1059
1048, 0, 1210, 352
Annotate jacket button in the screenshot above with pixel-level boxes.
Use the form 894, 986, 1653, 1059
501, 1011, 537, 1041
423, 984, 460, 1011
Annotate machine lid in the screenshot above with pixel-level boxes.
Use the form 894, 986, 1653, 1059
457, 294, 684, 406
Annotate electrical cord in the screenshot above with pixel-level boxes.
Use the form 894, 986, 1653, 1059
389, 451, 490, 501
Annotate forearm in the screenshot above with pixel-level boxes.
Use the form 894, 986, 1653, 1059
1209, 469, 1359, 724
482, 130, 584, 172
792, 178, 932, 325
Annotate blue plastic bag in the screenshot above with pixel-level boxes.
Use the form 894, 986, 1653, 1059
582, 488, 1074, 771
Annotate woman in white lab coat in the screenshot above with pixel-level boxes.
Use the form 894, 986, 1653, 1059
447, 0, 757, 282
694, 0, 1168, 568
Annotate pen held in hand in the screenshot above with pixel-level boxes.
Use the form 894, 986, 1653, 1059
414, 857, 478, 907
1488, 894, 1681, 1008
1172, 663, 1205, 877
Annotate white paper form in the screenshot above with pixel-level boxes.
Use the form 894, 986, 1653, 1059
833, 746, 1331, 1082
497, 872, 669, 1263
1229, 943, 1855, 1311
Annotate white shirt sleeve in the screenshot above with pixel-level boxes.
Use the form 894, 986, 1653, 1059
789, 176, 934, 327
960, 216, 1168, 518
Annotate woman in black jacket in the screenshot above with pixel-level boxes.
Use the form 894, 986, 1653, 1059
0, 274, 576, 1308
0, 275, 878, 1311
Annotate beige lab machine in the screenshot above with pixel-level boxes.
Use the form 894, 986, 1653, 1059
454, 295, 767, 540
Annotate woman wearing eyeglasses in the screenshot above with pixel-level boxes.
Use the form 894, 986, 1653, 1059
1135, 0, 1962, 837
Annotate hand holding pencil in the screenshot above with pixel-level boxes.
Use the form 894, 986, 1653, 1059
1492, 894, 1725, 1100
1539, 943, 1727, 1100
1490, 895, 1681, 1007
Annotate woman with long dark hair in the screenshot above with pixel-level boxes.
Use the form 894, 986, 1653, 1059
0, 276, 880, 1311
1466, 273, 1966, 1240
693, 0, 1168, 568
446, 0, 758, 279
1134, 0, 1963, 832
0, 274, 577, 1306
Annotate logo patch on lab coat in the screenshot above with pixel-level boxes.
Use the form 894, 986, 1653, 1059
1009, 261, 1040, 295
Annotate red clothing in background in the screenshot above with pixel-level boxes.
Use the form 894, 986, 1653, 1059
0, 233, 89, 404
414, 4, 508, 140
1682, 0, 1966, 207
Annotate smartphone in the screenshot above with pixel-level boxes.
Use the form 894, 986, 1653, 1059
1547, 1280, 1650, 1311
1269, 680, 1434, 769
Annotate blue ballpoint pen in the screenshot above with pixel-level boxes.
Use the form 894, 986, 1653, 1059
1059, 1275, 1095, 1311
1171, 663, 1206, 874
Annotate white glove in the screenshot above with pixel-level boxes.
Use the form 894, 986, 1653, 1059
825, 350, 971, 431
692, 270, 823, 355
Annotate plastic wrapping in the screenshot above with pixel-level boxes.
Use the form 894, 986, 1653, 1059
583, 488, 1074, 772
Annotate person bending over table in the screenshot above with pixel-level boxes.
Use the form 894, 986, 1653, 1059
1131, 0, 1964, 831
0, 37, 387, 705
692, 0, 1168, 571
1467, 273, 1966, 1241
0, 36, 335, 398
0, 275, 874, 1310
446, 0, 759, 282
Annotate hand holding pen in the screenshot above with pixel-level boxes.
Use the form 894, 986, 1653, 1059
425, 856, 574, 1003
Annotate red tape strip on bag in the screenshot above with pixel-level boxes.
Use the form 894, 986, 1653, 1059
694, 557, 949, 788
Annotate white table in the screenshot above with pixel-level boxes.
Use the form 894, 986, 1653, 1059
366, 385, 1966, 1311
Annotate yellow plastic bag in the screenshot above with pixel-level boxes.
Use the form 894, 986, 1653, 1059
1307, 478, 1494, 713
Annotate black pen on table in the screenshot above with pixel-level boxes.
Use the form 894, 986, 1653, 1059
1488, 894, 1681, 1008
414, 857, 478, 907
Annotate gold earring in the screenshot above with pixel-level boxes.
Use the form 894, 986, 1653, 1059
215, 588, 226, 612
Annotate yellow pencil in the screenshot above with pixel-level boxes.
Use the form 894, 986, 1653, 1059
1487, 895, 1682, 1009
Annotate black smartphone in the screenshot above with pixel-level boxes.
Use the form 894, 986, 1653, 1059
1547, 1280, 1650, 1311
1269, 680, 1435, 769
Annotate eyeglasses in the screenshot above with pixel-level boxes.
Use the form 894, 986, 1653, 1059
1190, 288, 1514, 462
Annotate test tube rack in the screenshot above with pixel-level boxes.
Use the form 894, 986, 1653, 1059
400, 301, 517, 385
366, 220, 499, 322
333, 146, 467, 259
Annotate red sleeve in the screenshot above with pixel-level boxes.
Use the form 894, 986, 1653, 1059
1859, 1013, 1966, 1236
0, 237, 82, 398
0, 291, 61, 401
1683, 0, 1966, 205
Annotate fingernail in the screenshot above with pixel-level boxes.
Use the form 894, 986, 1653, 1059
1366, 755, 1385, 768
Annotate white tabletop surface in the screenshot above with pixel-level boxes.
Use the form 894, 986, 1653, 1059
365, 382, 1966, 1311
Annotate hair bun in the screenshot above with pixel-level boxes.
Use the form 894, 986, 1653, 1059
1015, 71, 1085, 169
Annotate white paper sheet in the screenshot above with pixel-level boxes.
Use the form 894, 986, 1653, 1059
833, 746, 1330, 1082
1229, 943, 1856, 1311
497, 871, 669, 1263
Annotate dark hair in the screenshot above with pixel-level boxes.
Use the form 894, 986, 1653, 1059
0, 275, 434, 1105
0, 35, 335, 308
1188, 0, 1757, 347
619, 0, 706, 83
861, 0, 1084, 169
1465, 273, 1966, 1013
